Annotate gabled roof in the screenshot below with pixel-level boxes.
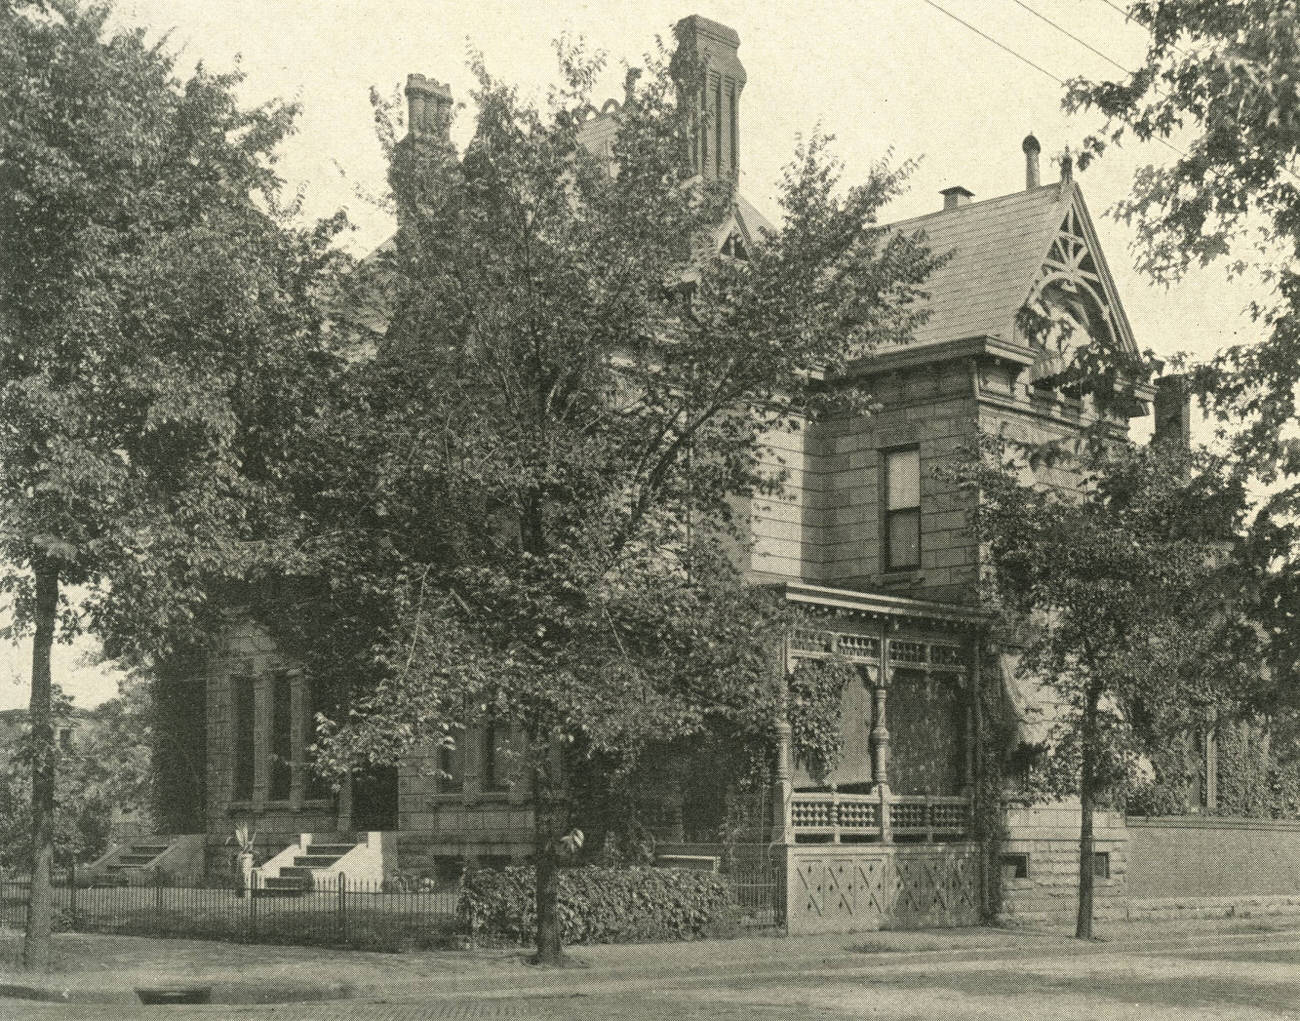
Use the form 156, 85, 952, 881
882, 180, 1138, 357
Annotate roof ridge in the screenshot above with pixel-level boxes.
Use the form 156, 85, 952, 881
883, 181, 1069, 232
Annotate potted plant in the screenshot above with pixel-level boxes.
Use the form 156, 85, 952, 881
226, 822, 257, 897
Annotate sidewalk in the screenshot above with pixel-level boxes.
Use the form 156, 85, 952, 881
3, 915, 1298, 1005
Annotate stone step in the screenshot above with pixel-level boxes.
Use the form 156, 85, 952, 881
293, 854, 342, 869
104, 863, 145, 872
261, 875, 308, 891
130, 845, 170, 856
306, 844, 356, 857
118, 854, 160, 865
278, 866, 326, 881
253, 885, 306, 898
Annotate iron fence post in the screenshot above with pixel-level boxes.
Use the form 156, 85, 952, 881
69, 861, 77, 929
249, 871, 259, 940
337, 873, 347, 944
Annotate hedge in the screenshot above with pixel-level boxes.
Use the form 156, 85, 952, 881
457, 865, 735, 945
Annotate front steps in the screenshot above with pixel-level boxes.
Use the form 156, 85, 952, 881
253, 832, 389, 896
86, 834, 205, 885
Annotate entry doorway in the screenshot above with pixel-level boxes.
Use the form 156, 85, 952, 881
351, 766, 399, 832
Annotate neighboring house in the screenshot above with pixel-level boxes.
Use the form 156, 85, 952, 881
178, 15, 1297, 930
0, 703, 152, 860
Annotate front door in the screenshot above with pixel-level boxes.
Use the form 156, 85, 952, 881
351, 766, 398, 831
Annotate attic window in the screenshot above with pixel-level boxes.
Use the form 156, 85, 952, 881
721, 233, 748, 260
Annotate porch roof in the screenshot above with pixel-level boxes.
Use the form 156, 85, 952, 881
776, 581, 988, 629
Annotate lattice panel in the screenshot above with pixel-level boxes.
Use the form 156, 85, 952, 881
788, 847, 981, 934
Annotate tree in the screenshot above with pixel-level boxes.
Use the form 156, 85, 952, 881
1064, 1, 1300, 707
266, 31, 942, 964
0, 1, 345, 967
0, 680, 153, 873
949, 437, 1264, 937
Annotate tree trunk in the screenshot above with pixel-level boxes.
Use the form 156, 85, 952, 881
532, 743, 565, 966
1075, 682, 1101, 940
24, 565, 59, 970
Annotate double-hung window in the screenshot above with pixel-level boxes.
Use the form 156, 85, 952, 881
884, 447, 921, 571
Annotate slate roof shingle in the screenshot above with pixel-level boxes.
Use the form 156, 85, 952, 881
883, 182, 1074, 349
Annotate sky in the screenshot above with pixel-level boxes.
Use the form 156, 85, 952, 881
0, 0, 1269, 711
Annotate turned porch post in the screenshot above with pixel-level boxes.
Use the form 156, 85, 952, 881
772, 636, 794, 845
872, 672, 892, 843
773, 720, 793, 845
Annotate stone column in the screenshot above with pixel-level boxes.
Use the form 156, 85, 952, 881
288, 669, 305, 812
962, 667, 976, 801
252, 672, 269, 811
463, 725, 482, 806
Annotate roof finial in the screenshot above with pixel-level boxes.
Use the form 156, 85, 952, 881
1059, 146, 1074, 185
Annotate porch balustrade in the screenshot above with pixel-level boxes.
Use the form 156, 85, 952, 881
789, 789, 970, 843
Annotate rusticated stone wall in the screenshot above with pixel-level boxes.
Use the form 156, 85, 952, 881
998, 805, 1127, 925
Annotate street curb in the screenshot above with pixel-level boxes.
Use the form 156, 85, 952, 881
0, 979, 362, 1005
3, 923, 1298, 1006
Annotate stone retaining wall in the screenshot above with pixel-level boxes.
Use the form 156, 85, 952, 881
1126, 816, 1300, 899
998, 805, 1128, 926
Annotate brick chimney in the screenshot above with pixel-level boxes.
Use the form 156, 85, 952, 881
406, 74, 452, 139
1023, 133, 1041, 189
941, 185, 974, 210
673, 15, 746, 181
1153, 374, 1192, 446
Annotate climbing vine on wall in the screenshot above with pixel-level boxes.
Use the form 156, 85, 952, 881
1123, 716, 1300, 820
975, 645, 1018, 922
786, 656, 857, 783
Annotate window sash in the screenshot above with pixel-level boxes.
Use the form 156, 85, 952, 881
886, 507, 921, 570
885, 448, 920, 510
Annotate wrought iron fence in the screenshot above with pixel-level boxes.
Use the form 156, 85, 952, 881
0, 869, 459, 952
0, 854, 787, 947
718, 844, 786, 930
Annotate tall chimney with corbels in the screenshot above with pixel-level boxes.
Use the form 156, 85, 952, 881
673, 15, 746, 181
405, 74, 453, 140
1153, 374, 1192, 446
1023, 133, 1041, 189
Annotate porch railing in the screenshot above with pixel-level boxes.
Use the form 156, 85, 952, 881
790, 790, 970, 843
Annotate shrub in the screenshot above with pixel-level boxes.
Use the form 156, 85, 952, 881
458, 865, 735, 945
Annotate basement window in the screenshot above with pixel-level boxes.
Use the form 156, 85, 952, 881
1001, 853, 1029, 881
1093, 852, 1110, 879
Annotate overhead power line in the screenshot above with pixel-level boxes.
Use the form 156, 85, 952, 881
918, 0, 1064, 85
1013, 0, 1132, 76
920, 0, 1191, 160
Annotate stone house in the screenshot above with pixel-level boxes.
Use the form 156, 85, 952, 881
142, 13, 1295, 930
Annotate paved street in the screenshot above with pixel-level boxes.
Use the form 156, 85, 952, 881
5, 925, 1300, 1019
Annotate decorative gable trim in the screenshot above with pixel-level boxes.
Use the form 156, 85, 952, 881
1020, 184, 1139, 359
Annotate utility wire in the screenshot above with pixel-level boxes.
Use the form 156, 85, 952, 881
1013, 0, 1132, 75
922, 0, 1189, 161
918, 0, 1064, 85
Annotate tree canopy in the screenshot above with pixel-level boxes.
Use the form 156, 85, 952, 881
258, 33, 943, 962
1065, 1, 1300, 706
949, 435, 1263, 936
0, 0, 347, 966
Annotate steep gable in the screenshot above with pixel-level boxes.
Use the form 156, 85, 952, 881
883, 181, 1138, 361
